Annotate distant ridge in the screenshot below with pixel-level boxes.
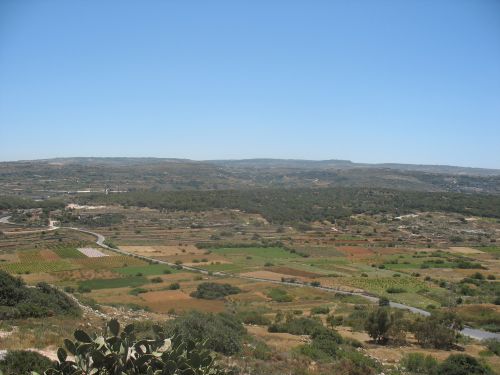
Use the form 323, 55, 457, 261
4, 157, 499, 176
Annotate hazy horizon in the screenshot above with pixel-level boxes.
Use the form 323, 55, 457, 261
1, 155, 499, 171
1, 1, 499, 168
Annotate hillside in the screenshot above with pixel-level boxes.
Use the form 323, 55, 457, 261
1, 158, 499, 198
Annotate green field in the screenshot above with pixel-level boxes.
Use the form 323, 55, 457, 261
79, 276, 148, 290
52, 246, 87, 259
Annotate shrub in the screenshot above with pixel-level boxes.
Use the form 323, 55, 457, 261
484, 339, 500, 356
378, 297, 390, 306
401, 352, 438, 374
364, 308, 391, 344
326, 314, 344, 328
166, 311, 245, 355
77, 285, 92, 293
266, 288, 293, 302
128, 287, 148, 296
311, 306, 330, 315
0, 350, 53, 375
167, 282, 180, 290
411, 313, 462, 349
437, 354, 492, 375
150, 277, 163, 283
190, 282, 241, 300
386, 287, 406, 293
252, 340, 272, 360
268, 316, 324, 336
237, 310, 271, 325
0, 271, 80, 319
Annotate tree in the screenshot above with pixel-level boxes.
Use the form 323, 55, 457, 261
378, 297, 390, 307
437, 354, 492, 375
38, 319, 228, 375
364, 308, 391, 344
412, 312, 462, 349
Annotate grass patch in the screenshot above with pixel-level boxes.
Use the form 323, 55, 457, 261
79, 276, 148, 290
74, 256, 147, 269
52, 246, 87, 259
0, 260, 80, 274
476, 246, 500, 254
267, 288, 293, 302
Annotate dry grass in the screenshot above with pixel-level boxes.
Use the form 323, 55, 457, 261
448, 246, 485, 254
139, 290, 226, 313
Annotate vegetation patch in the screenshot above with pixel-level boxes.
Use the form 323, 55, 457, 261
266, 288, 293, 302
78, 276, 148, 290
0, 270, 80, 319
190, 282, 242, 300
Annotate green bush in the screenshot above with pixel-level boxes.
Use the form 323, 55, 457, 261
386, 287, 406, 293
0, 271, 80, 319
237, 310, 271, 325
190, 282, 241, 300
268, 317, 324, 335
310, 306, 330, 315
484, 339, 500, 356
0, 350, 53, 375
167, 282, 180, 290
411, 312, 463, 349
166, 311, 246, 355
401, 352, 438, 374
364, 308, 391, 344
378, 297, 390, 306
437, 354, 492, 375
266, 288, 293, 302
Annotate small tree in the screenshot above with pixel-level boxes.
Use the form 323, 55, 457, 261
364, 308, 391, 344
412, 312, 462, 349
378, 297, 390, 307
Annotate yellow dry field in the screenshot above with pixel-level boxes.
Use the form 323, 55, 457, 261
0, 253, 19, 263
91, 287, 142, 305
139, 290, 226, 313
54, 269, 120, 281
448, 246, 484, 254
246, 325, 307, 350
119, 245, 204, 257
21, 272, 59, 284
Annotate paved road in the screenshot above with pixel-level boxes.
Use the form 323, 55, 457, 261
8, 221, 500, 342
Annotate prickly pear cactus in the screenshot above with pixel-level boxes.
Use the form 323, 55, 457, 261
37, 319, 228, 375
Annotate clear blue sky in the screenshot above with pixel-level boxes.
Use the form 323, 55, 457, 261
1, 1, 499, 168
